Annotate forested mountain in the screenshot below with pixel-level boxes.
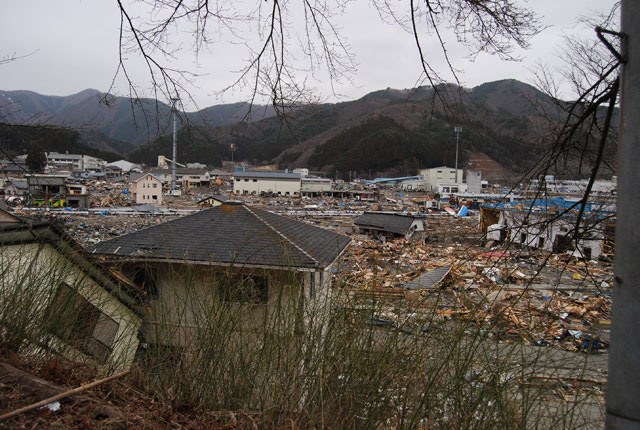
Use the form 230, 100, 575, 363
1, 79, 616, 181
129, 79, 557, 179
0, 89, 276, 147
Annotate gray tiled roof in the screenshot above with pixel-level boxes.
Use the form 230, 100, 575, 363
92, 203, 351, 270
354, 212, 416, 235
234, 171, 300, 180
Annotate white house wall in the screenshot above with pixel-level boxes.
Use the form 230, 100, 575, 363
0, 242, 141, 372
138, 264, 311, 348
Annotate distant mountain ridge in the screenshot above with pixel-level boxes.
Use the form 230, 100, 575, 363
0, 89, 277, 147
128, 79, 564, 179
0, 79, 616, 181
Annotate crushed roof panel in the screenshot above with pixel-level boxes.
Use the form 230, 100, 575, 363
354, 212, 416, 235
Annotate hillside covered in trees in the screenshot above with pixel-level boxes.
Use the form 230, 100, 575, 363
3, 79, 617, 180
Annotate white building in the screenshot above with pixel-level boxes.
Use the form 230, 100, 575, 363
46, 152, 107, 171
130, 173, 163, 205
466, 170, 482, 194
301, 177, 332, 194
234, 171, 301, 196
419, 166, 464, 191
293, 168, 309, 178
150, 168, 210, 189
436, 183, 468, 194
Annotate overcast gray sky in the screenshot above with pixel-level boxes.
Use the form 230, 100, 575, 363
0, 0, 618, 110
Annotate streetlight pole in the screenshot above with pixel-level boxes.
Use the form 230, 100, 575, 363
171, 97, 179, 194
454, 126, 462, 184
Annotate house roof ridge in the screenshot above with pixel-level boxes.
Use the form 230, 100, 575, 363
90, 209, 204, 252
242, 205, 320, 267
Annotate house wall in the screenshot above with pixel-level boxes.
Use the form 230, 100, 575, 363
399, 180, 426, 191
123, 262, 331, 349
467, 170, 482, 194
406, 219, 425, 239
0, 242, 141, 372
131, 175, 163, 205
234, 177, 301, 196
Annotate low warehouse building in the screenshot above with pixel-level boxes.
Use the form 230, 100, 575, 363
233, 171, 301, 196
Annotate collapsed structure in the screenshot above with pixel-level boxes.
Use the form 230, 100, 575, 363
480, 198, 615, 259
0, 209, 142, 372
355, 212, 426, 240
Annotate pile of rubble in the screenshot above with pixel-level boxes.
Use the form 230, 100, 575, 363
86, 181, 132, 208
335, 233, 612, 353
53, 214, 180, 245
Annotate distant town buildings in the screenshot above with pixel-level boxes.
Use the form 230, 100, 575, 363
46, 152, 106, 172
106, 160, 141, 173
233, 170, 301, 196
150, 168, 210, 189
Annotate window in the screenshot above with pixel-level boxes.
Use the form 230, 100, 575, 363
253, 179, 257, 182
219, 274, 268, 304
538, 237, 545, 248
521, 233, 527, 243
437, 170, 442, 173
244, 179, 249, 182
47, 283, 119, 363
152, 195, 158, 200
236, 178, 240, 182
153, 183, 157, 188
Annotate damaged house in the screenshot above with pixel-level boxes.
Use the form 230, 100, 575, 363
0, 209, 142, 372
480, 198, 615, 259
91, 202, 351, 349
355, 212, 426, 240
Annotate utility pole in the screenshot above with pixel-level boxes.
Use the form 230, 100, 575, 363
454, 126, 462, 184
171, 97, 179, 194
607, 2, 640, 428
